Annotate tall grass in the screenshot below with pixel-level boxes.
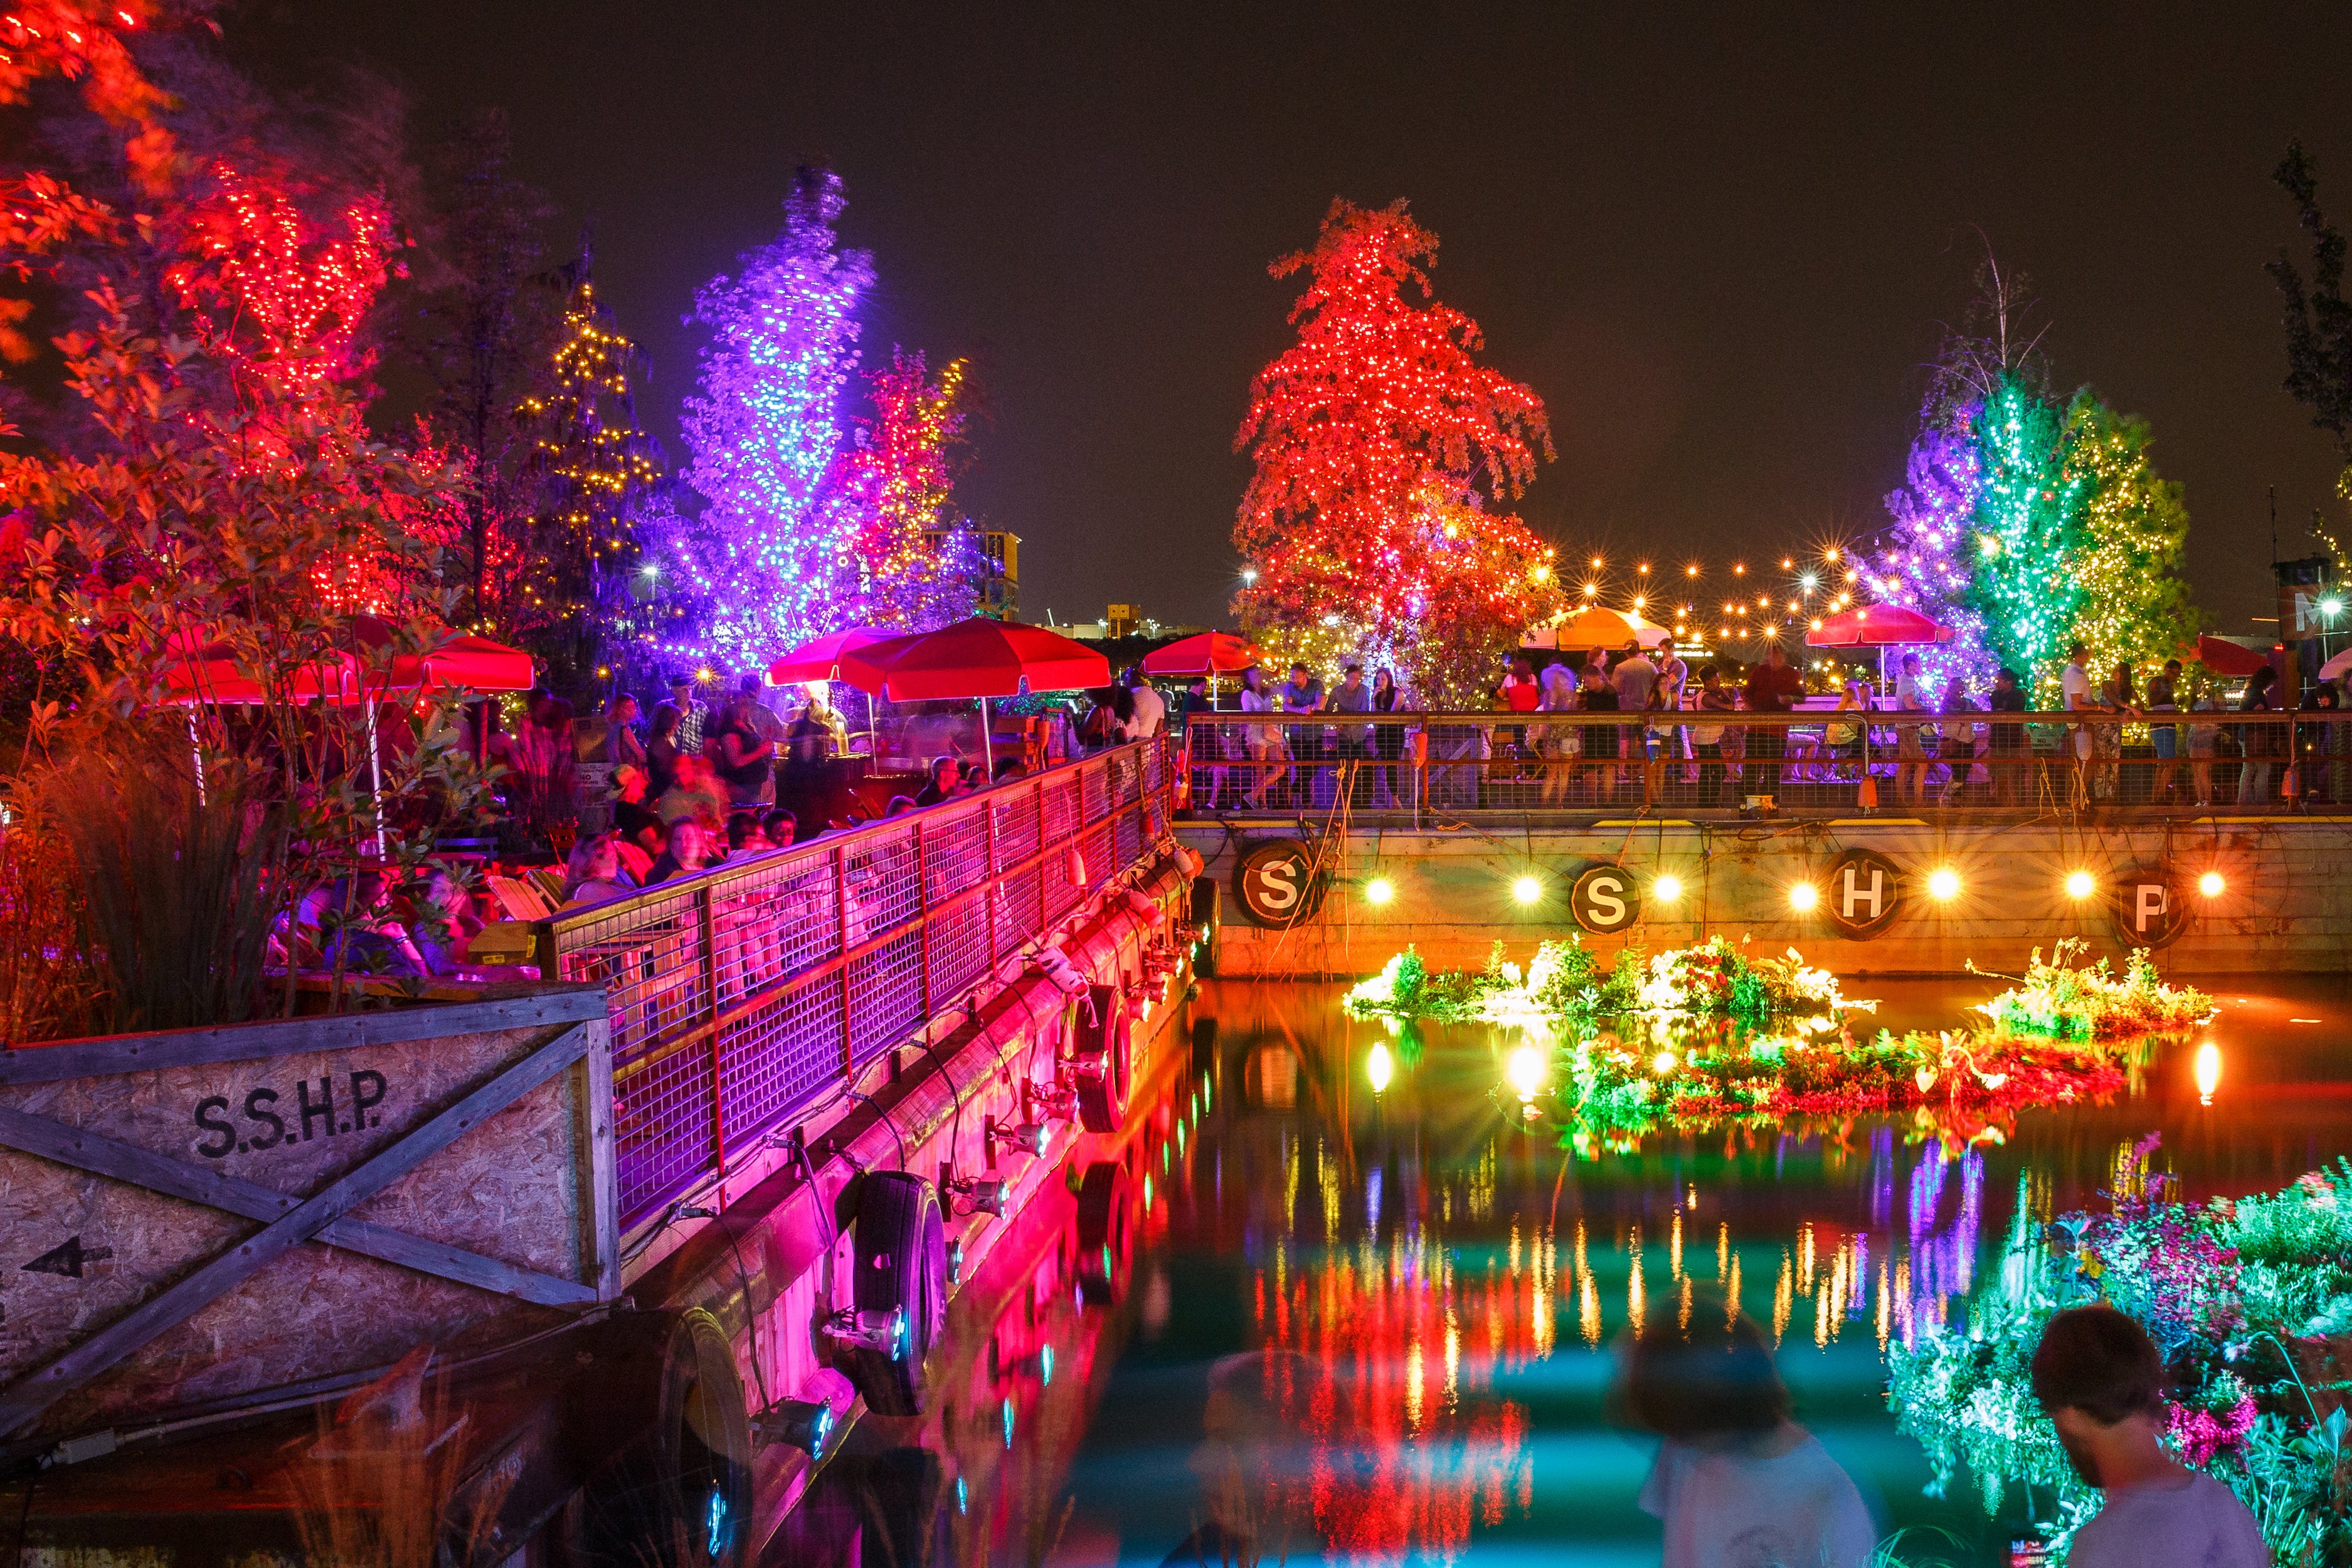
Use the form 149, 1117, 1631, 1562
34, 732, 290, 1033
289, 1353, 509, 1568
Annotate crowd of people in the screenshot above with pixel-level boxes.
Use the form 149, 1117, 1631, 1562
1172, 635, 2352, 812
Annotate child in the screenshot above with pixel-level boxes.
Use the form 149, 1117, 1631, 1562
1619, 1310, 1877, 1568
2028, 1306, 2267, 1568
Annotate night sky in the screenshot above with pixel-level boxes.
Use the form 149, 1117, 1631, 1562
245, 4, 2352, 635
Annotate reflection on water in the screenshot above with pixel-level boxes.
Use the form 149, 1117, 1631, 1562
787, 975, 2352, 1567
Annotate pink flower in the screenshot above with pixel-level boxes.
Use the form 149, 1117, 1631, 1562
2164, 1395, 2257, 1466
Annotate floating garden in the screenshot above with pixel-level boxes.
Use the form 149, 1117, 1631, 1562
1342, 935, 2210, 1151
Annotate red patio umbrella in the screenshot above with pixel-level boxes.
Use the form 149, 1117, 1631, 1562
160, 617, 535, 853
1141, 630, 1261, 676
1803, 605, 1955, 647
1806, 604, 1956, 691
2191, 635, 2272, 678
839, 617, 1111, 774
767, 626, 889, 686
839, 617, 1110, 701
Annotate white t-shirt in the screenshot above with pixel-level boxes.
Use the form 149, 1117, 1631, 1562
1638, 1429, 1877, 1568
1128, 682, 1167, 739
2067, 1472, 2268, 1568
2061, 662, 2092, 712
1895, 673, 1926, 712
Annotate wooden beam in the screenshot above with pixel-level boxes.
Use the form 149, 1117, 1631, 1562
0, 1020, 594, 1437
0, 988, 608, 1089
0, 1105, 597, 1310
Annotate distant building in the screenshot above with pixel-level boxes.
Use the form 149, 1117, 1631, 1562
929, 527, 1020, 619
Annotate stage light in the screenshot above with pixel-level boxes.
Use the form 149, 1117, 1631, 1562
1367, 1042, 1394, 1094
2193, 1040, 2220, 1104
1512, 874, 1543, 905
1365, 876, 1396, 905
2198, 871, 2225, 898
1506, 1043, 1547, 1099
1927, 868, 1961, 901
1651, 1049, 1677, 1074
1787, 882, 1818, 911
1653, 874, 1683, 903
2064, 870, 2097, 900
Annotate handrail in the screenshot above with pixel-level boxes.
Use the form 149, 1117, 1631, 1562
535, 736, 1174, 1227
1175, 709, 2352, 818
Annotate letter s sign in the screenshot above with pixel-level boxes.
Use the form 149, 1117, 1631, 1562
1232, 837, 1323, 928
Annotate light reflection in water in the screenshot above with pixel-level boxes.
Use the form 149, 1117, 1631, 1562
835, 977, 2352, 1568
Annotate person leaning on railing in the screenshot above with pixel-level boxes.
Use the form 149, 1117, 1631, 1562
1986, 669, 2029, 807
2145, 659, 2181, 805
2237, 666, 2284, 807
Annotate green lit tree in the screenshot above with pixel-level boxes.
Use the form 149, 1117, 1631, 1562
2058, 398, 2203, 686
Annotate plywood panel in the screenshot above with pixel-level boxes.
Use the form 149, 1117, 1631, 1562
0, 1000, 611, 1439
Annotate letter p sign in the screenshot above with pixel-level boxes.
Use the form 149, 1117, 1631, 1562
2134, 882, 2168, 934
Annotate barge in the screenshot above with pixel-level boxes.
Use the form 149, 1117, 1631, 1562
0, 738, 1203, 1565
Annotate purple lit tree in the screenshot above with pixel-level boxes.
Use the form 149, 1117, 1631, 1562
660, 166, 876, 668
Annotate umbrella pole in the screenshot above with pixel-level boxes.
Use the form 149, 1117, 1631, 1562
981, 696, 995, 778
187, 709, 207, 808
365, 701, 386, 859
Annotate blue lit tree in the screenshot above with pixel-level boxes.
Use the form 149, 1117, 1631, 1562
663, 166, 876, 668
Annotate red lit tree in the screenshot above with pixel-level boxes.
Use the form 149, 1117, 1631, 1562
837, 347, 982, 631
1234, 199, 1560, 702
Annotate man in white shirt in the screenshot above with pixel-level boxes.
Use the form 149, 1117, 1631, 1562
2060, 640, 2094, 797
2031, 1306, 2267, 1568
1124, 669, 1167, 739
1655, 638, 1692, 786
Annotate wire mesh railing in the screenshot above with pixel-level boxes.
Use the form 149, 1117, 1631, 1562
538, 736, 1173, 1227
1180, 710, 2352, 817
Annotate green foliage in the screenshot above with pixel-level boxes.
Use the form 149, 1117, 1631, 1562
1973, 940, 2214, 1041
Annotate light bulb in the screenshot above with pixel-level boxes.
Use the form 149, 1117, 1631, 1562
1788, 883, 1818, 912
2064, 871, 2097, 900
1512, 875, 1543, 906
1927, 868, 1961, 901
1654, 874, 1683, 903
1365, 876, 1396, 906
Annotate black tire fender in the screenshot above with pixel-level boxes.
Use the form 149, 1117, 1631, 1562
847, 1171, 948, 1417
1073, 982, 1132, 1135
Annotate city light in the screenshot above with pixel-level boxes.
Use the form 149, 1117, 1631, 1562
1365, 876, 1396, 905
2198, 871, 2226, 898
1241, 566, 1258, 585
1512, 874, 1543, 905
2324, 598, 2344, 618
1927, 868, 1961, 901
1787, 882, 1818, 911
1367, 1042, 1394, 1094
2064, 870, 2097, 900
1653, 874, 1683, 903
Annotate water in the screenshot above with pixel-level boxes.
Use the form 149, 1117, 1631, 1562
789, 973, 2352, 1567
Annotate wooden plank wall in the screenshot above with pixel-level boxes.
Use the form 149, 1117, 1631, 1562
0, 989, 612, 1439
1182, 818, 2352, 977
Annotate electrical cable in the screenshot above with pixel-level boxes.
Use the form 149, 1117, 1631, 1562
845, 1089, 908, 1174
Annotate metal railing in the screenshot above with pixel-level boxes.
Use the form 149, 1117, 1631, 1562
1179, 710, 2352, 818
536, 736, 1173, 1227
